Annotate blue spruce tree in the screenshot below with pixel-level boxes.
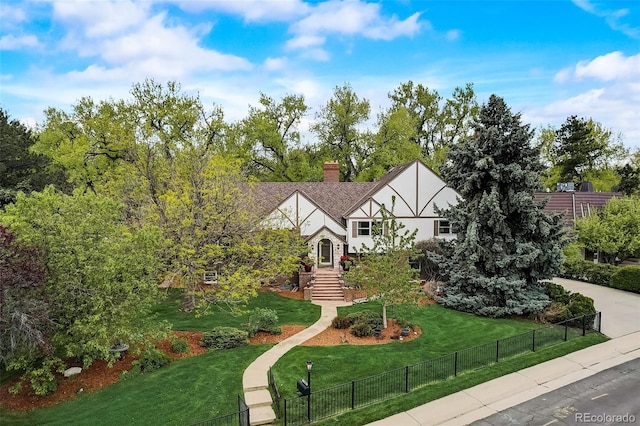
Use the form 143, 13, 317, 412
438, 95, 564, 317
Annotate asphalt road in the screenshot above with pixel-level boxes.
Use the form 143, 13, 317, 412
470, 358, 640, 426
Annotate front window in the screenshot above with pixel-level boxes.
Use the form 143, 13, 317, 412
357, 221, 370, 236
438, 220, 451, 235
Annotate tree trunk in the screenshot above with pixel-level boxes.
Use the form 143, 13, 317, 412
382, 303, 388, 329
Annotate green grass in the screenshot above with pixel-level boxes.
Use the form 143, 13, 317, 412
272, 302, 541, 396
152, 288, 321, 331
1, 345, 271, 426
311, 333, 608, 426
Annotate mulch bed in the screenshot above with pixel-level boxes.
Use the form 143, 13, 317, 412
1, 289, 427, 412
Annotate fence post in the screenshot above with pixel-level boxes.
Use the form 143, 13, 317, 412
454, 352, 458, 377
532, 329, 536, 352
351, 381, 355, 410
564, 323, 568, 341
284, 398, 287, 426
597, 312, 602, 333
496, 340, 499, 363
405, 366, 410, 393
582, 315, 586, 336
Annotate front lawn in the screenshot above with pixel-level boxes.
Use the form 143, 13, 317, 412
272, 302, 557, 396
152, 288, 321, 330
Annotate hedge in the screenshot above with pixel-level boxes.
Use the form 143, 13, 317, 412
611, 266, 640, 293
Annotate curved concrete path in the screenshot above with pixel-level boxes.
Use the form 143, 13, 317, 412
242, 300, 350, 425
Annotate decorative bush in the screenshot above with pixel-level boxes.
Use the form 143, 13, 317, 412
396, 318, 415, 330
200, 327, 248, 350
583, 262, 616, 287
246, 308, 279, 337
134, 348, 171, 373
543, 301, 570, 322
331, 316, 352, 329
566, 293, 596, 318
9, 357, 65, 396
560, 259, 616, 287
346, 310, 383, 331
170, 339, 189, 354
544, 282, 571, 304
350, 323, 374, 337
611, 266, 640, 293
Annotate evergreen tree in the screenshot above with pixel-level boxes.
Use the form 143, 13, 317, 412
438, 95, 564, 317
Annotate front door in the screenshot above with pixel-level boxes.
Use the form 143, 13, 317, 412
318, 239, 333, 267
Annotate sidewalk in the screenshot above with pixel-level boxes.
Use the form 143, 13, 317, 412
367, 331, 640, 426
368, 278, 640, 426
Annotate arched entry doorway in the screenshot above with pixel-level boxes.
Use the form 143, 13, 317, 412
317, 239, 333, 267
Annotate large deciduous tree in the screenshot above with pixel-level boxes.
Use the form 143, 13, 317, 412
438, 95, 564, 317
576, 196, 640, 264
345, 199, 421, 328
311, 84, 373, 182
382, 82, 478, 173
0, 187, 165, 369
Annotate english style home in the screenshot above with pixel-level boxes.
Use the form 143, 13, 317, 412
249, 159, 621, 270
250, 159, 459, 268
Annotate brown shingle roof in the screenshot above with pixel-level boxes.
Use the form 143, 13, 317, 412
534, 191, 622, 225
249, 181, 378, 225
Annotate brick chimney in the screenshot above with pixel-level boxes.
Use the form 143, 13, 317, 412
323, 161, 340, 182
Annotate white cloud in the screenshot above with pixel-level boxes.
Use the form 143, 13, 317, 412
572, 0, 639, 39
445, 29, 460, 41
555, 51, 640, 82
0, 4, 27, 24
287, 0, 421, 53
526, 53, 640, 149
0, 34, 41, 50
285, 35, 325, 50
263, 57, 287, 71
173, 0, 310, 22
51, 0, 150, 38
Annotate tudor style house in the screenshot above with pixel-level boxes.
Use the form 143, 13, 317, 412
251, 159, 460, 269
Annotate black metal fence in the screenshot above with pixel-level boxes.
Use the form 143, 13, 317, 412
269, 366, 282, 417
281, 312, 601, 426
189, 395, 250, 426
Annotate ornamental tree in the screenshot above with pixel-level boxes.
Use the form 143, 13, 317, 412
438, 95, 564, 317
345, 198, 421, 328
576, 196, 640, 264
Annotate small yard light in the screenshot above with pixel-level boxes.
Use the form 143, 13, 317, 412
306, 360, 313, 421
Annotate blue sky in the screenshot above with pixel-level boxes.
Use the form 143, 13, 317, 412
1, 0, 639, 149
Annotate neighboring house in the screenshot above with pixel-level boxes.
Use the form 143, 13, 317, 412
250, 160, 460, 268
535, 188, 622, 262
534, 190, 622, 227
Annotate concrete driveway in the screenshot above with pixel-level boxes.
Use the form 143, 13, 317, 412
553, 277, 640, 338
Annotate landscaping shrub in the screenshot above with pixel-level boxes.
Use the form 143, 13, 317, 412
134, 348, 171, 373
583, 262, 616, 287
560, 259, 616, 287
346, 310, 383, 331
396, 318, 415, 330
544, 282, 571, 304
246, 308, 279, 337
200, 327, 248, 350
566, 293, 596, 318
331, 316, 352, 329
611, 266, 640, 293
170, 339, 189, 354
543, 301, 570, 322
350, 323, 374, 337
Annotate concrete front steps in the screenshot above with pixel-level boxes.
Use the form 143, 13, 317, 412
244, 387, 276, 426
311, 268, 345, 301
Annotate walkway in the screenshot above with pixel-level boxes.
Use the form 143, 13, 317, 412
242, 299, 350, 426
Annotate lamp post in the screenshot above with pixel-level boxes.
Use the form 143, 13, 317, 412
306, 360, 313, 422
